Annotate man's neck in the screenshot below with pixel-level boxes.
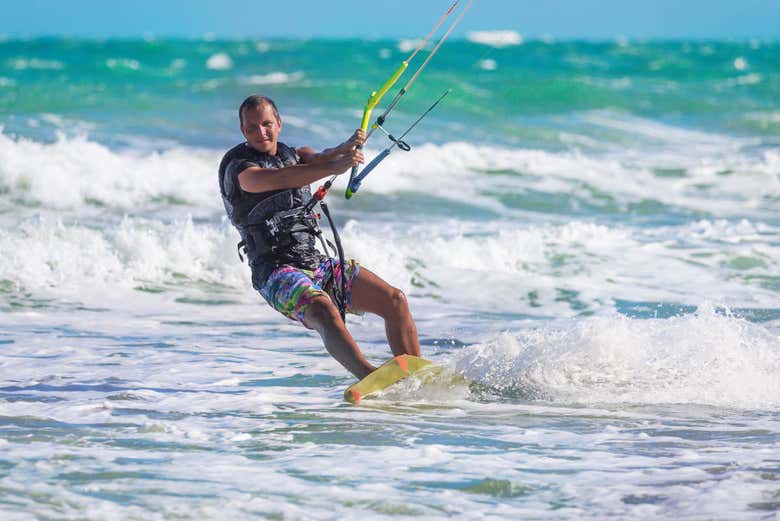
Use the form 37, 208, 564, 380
247, 143, 278, 156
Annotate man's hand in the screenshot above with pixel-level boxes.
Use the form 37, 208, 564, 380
296, 129, 366, 172
335, 129, 366, 154
330, 146, 364, 174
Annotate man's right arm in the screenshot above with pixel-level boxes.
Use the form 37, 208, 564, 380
237, 150, 362, 194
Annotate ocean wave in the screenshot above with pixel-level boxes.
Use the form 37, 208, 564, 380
353, 134, 778, 218
0, 216, 250, 303
342, 217, 779, 315
10, 58, 64, 70
243, 71, 304, 85
466, 30, 523, 47
745, 111, 780, 124
206, 53, 232, 70
0, 126, 776, 220
0, 130, 221, 210
397, 39, 432, 54
0, 211, 776, 317
478, 59, 497, 71
452, 306, 780, 409
105, 58, 140, 71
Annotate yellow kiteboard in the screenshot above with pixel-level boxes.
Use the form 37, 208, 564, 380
344, 354, 467, 404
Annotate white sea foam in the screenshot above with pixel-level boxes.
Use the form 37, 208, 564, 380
0, 129, 776, 315
0, 216, 249, 304
745, 111, 780, 124
733, 73, 762, 86
397, 39, 430, 53
354, 135, 778, 218
452, 306, 780, 409
1, 207, 775, 318
343, 217, 779, 316
206, 53, 232, 70
10, 58, 64, 70
105, 58, 140, 71
3, 298, 777, 520
0, 130, 221, 210
244, 71, 304, 85
2, 40, 780, 521
467, 30, 523, 47
478, 58, 497, 71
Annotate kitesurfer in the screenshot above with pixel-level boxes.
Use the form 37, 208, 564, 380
219, 95, 421, 379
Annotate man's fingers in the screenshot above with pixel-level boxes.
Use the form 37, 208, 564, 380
349, 149, 364, 166
332, 148, 365, 173
352, 129, 366, 146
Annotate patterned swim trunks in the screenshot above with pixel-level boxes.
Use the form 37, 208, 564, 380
259, 258, 361, 329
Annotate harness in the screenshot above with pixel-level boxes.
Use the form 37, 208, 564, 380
219, 142, 349, 320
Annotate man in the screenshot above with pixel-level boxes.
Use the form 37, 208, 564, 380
218, 95, 421, 379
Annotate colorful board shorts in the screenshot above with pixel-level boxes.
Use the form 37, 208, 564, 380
259, 258, 361, 329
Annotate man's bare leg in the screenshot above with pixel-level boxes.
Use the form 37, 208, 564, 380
304, 295, 375, 379
350, 268, 420, 357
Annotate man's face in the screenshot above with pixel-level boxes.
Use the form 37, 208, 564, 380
241, 103, 281, 154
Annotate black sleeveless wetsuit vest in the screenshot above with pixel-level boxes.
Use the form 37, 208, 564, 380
218, 142, 324, 288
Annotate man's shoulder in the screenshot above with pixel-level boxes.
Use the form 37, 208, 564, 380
221, 141, 252, 163
219, 142, 257, 180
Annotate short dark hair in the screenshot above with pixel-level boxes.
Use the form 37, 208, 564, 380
239, 95, 280, 126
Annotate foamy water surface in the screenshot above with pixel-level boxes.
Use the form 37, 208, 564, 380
1, 37, 779, 519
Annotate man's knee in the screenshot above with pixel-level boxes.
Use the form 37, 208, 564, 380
387, 287, 409, 315
305, 297, 341, 329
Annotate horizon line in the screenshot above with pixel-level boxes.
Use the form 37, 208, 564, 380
1, 33, 778, 45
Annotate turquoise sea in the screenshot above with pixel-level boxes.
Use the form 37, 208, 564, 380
1, 35, 779, 519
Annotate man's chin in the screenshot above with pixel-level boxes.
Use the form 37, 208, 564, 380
250, 141, 274, 153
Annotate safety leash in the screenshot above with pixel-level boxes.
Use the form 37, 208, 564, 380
304, 180, 348, 322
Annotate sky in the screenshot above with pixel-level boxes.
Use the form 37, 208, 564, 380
2, 0, 779, 40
